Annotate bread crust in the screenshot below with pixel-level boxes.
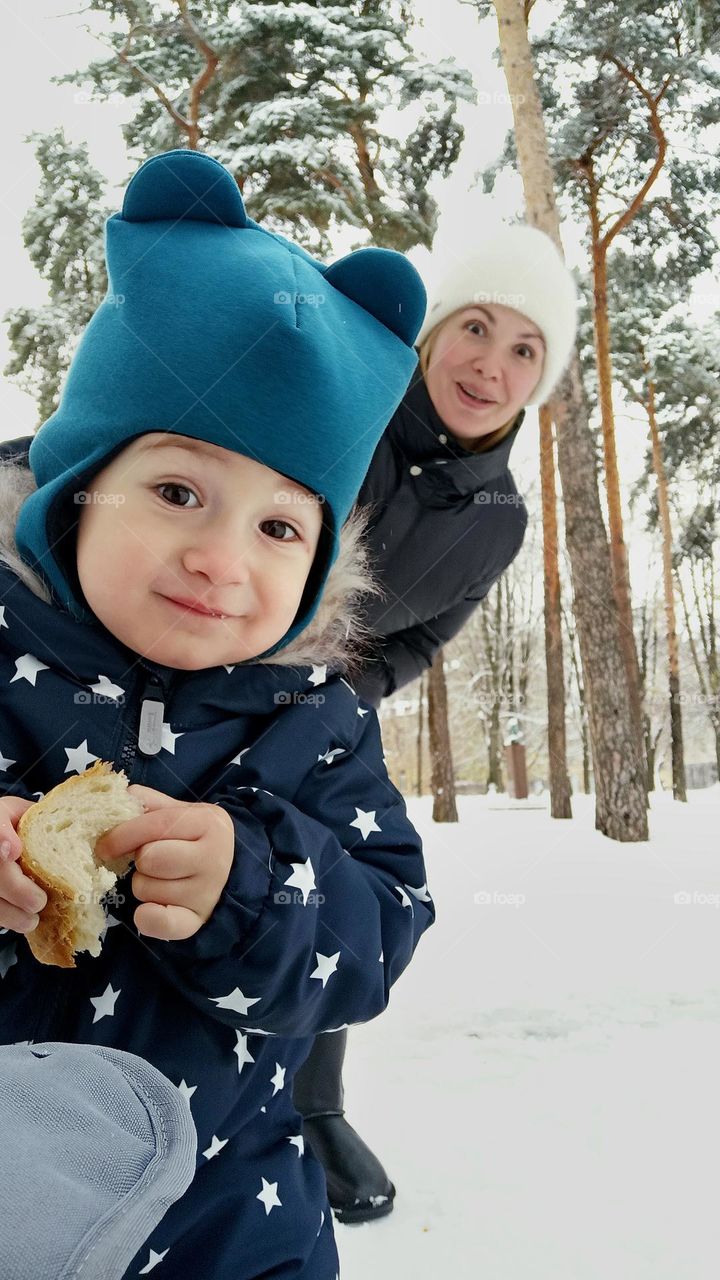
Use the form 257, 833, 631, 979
18, 761, 135, 969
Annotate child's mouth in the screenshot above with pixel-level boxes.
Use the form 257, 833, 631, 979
162, 595, 230, 621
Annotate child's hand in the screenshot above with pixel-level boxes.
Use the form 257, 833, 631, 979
95, 785, 235, 942
0, 795, 47, 934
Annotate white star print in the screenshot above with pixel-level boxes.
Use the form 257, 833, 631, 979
317, 747, 346, 766
0, 943, 17, 979
284, 858, 316, 905
223, 664, 236, 674
394, 885, 414, 910
0, 606, 7, 630
349, 807, 382, 841
287, 1134, 304, 1157
310, 951, 340, 988
90, 983, 120, 1023
177, 1080, 197, 1105
230, 747, 251, 766
210, 987, 261, 1017
64, 740, 100, 775
357, 706, 370, 717
234, 1032, 255, 1075
405, 881, 432, 903
257, 1177, 282, 1215
89, 674, 125, 702
10, 653, 49, 686
138, 1247, 170, 1273
270, 1063, 286, 1095
307, 663, 327, 687
161, 722, 184, 754
0, 749, 16, 772
203, 1135, 229, 1160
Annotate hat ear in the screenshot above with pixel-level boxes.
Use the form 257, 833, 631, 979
323, 247, 426, 346
122, 149, 248, 227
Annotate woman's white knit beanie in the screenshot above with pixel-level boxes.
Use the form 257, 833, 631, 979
416, 223, 578, 406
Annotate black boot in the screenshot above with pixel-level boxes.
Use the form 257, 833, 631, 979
293, 1029, 396, 1225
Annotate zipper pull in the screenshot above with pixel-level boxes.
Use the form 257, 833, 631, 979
138, 675, 165, 756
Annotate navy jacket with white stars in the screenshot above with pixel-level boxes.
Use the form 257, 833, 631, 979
0, 458, 434, 1280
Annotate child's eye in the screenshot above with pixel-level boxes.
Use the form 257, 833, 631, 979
261, 519, 300, 542
156, 483, 200, 508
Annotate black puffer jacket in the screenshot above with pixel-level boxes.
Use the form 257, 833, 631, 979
351, 373, 528, 705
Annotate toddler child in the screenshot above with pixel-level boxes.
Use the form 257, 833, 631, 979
0, 148, 433, 1279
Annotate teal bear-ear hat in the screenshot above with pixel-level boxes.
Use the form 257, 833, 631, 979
15, 148, 426, 657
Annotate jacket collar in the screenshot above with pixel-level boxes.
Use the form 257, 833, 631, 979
0, 562, 332, 714
391, 373, 523, 499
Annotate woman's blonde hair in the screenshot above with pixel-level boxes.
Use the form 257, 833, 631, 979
418, 319, 521, 454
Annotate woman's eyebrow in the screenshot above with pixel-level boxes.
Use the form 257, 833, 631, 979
468, 305, 545, 346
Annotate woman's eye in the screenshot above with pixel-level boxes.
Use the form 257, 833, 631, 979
516, 345, 536, 360
156, 483, 200, 508
467, 322, 486, 336
261, 518, 299, 542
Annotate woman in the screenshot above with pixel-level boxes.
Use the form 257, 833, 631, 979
293, 223, 578, 1222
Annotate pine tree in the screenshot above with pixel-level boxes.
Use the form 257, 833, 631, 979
480, 0, 650, 839
3, 131, 110, 422
60, 0, 474, 252
478, 0, 720, 815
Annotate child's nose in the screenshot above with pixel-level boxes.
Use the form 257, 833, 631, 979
181, 527, 254, 585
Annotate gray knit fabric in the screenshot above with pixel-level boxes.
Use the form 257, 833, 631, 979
0, 1042, 197, 1279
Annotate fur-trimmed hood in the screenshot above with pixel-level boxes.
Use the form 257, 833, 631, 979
0, 457, 382, 679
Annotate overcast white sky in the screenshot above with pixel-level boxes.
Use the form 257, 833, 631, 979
0, 0, 715, 600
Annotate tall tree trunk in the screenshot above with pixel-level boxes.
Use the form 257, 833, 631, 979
428, 651, 458, 822
480, 592, 505, 792
492, 0, 648, 840
539, 404, 572, 817
564, 603, 592, 794
644, 366, 687, 801
587, 194, 645, 763
416, 670, 425, 797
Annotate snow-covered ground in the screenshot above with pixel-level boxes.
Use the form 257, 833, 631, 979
337, 788, 720, 1279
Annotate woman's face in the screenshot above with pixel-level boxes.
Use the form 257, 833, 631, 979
424, 303, 545, 443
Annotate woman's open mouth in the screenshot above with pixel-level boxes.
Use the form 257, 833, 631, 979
456, 382, 498, 410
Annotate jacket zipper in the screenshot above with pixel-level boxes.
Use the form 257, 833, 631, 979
118, 668, 167, 775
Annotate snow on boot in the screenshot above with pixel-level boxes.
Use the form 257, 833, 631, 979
303, 1113, 396, 1225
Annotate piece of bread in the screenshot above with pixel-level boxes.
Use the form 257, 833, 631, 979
18, 761, 144, 968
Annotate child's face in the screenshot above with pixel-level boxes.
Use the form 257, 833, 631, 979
76, 434, 324, 669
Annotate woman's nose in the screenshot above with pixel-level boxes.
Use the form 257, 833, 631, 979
471, 344, 502, 380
